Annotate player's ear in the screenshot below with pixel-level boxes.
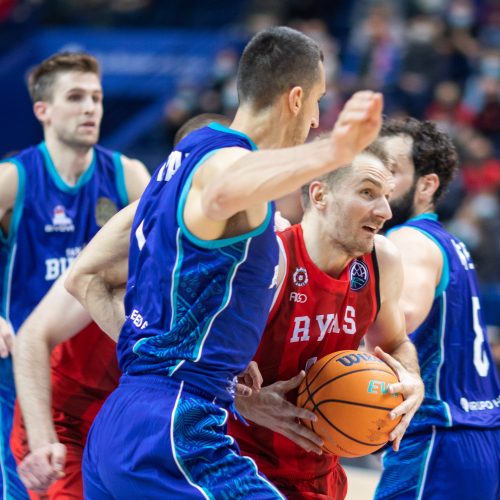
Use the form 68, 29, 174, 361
309, 180, 327, 209
287, 86, 303, 117
417, 173, 439, 202
33, 101, 49, 123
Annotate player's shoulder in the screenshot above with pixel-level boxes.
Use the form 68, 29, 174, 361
0, 161, 20, 199
374, 234, 401, 267
387, 225, 441, 262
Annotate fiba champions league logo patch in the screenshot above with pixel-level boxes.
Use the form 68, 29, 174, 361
349, 260, 369, 291
293, 267, 309, 287
95, 197, 118, 227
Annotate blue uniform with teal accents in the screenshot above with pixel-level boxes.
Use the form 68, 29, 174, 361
0, 142, 128, 500
83, 123, 284, 499
376, 213, 500, 500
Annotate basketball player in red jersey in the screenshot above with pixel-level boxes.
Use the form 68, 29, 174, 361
229, 141, 424, 499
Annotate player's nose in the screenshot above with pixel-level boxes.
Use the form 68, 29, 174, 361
375, 197, 392, 221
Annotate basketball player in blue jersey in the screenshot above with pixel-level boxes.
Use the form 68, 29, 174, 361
65, 26, 385, 499
375, 118, 500, 500
0, 52, 150, 499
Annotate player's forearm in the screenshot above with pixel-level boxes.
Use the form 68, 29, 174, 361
387, 339, 420, 376
13, 332, 57, 450
203, 139, 339, 220
80, 277, 125, 341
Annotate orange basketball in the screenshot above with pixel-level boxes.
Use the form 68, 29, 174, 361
297, 350, 403, 458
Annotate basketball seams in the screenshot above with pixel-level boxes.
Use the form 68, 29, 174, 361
301, 367, 397, 407
297, 352, 345, 397
313, 405, 387, 448
315, 399, 399, 412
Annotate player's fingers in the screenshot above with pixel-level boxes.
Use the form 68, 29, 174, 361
392, 434, 403, 452
235, 383, 252, 397
374, 346, 403, 375
280, 425, 323, 454
343, 90, 379, 108
0, 336, 9, 358
337, 110, 373, 126
245, 361, 263, 391
388, 397, 414, 420
387, 382, 405, 396
50, 443, 66, 476
389, 413, 411, 443
291, 421, 324, 448
277, 370, 306, 393
18, 465, 46, 492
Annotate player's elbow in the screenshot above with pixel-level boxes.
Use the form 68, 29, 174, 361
201, 185, 240, 221
65, 264, 90, 304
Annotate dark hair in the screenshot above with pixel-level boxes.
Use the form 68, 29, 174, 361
301, 140, 390, 209
237, 26, 324, 110
380, 117, 458, 202
28, 52, 101, 103
173, 113, 231, 146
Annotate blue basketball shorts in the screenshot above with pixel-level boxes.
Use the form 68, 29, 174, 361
0, 356, 29, 500
83, 374, 285, 499
375, 426, 500, 500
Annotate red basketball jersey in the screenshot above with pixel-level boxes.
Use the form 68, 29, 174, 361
50, 322, 120, 424
229, 224, 380, 483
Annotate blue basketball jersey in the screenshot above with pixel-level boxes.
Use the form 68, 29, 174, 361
391, 213, 500, 432
117, 123, 279, 403
0, 142, 128, 331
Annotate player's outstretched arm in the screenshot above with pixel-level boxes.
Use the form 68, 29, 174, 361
235, 371, 324, 455
65, 201, 137, 340
364, 236, 424, 451
0, 162, 19, 357
188, 91, 383, 232
13, 273, 91, 492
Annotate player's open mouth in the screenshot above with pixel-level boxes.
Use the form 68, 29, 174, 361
362, 225, 378, 234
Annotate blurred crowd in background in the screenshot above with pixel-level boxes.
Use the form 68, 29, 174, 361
1, 0, 500, 367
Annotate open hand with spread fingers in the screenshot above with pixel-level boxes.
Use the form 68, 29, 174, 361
236, 370, 325, 455
0, 316, 14, 359
375, 346, 424, 451
330, 91, 384, 168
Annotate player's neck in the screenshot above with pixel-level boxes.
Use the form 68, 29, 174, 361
300, 218, 352, 279
412, 202, 435, 219
43, 137, 94, 186
231, 106, 291, 149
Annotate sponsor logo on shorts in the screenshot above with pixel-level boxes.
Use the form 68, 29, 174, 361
349, 259, 369, 291
460, 395, 500, 412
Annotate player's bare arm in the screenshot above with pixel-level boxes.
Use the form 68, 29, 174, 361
185, 91, 383, 241
65, 201, 138, 340
364, 235, 424, 451
0, 162, 19, 356
388, 226, 443, 332
121, 156, 151, 202
13, 273, 92, 492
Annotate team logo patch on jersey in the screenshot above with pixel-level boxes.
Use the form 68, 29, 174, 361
293, 267, 309, 287
95, 197, 118, 227
349, 259, 369, 291
44, 205, 75, 233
